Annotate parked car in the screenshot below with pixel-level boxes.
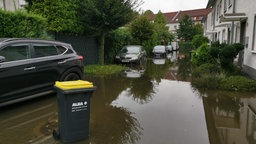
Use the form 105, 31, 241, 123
166, 44, 173, 53
0, 38, 84, 106
152, 45, 167, 58
115, 45, 146, 64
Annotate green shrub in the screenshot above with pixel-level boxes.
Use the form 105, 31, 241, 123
209, 46, 220, 59
210, 41, 221, 47
219, 43, 244, 71
191, 63, 222, 89
191, 43, 216, 66
220, 76, 256, 92
233, 43, 244, 54
191, 74, 223, 89
105, 27, 133, 64
192, 63, 221, 78
84, 64, 126, 75
0, 9, 47, 38
179, 41, 194, 54
192, 34, 209, 49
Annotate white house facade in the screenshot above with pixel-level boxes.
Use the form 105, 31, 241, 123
0, 0, 25, 11
205, 0, 256, 79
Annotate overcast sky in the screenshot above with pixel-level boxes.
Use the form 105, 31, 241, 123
139, 0, 209, 13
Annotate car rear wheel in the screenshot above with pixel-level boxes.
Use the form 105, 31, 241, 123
60, 68, 83, 81
62, 72, 80, 81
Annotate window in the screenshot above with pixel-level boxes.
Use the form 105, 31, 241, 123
211, 9, 215, 26
252, 15, 256, 51
56, 45, 69, 54
0, 44, 30, 62
216, 4, 219, 21
220, 0, 222, 14
228, 0, 232, 7
33, 44, 62, 57
222, 29, 226, 43
224, 0, 227, 12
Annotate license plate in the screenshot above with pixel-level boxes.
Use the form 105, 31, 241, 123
122, 59, 130, 62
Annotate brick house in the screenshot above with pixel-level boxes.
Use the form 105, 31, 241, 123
149, 8, 212, 39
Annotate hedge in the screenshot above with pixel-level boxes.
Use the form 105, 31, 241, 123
0, 9, 47, 38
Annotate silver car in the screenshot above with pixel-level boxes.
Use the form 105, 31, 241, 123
152, 45, 167, 58
115, 45, 146, 64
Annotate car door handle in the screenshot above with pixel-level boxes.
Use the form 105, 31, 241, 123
24, 67, 36, 71
58, 61, 66, 64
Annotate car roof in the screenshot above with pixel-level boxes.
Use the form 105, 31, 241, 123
125, 45, 142, 47
0, 38, 69, 46
154, 45, 165, 48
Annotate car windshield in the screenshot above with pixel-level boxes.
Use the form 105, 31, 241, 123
122, 46, 140, 54
154, 46, 165, 51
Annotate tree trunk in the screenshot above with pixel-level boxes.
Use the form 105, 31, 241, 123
100, 33, 105, 65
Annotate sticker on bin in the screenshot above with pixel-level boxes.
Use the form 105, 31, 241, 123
55, 80, 94, 90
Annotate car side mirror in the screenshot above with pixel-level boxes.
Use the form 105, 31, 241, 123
0, 56, 6, 63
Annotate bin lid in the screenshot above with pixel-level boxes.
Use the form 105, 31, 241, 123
55, 80, 94, 90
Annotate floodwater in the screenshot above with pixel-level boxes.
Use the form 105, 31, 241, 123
1, 52, 256, 144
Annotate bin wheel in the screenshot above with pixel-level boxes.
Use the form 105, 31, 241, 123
52, 129, 60, 140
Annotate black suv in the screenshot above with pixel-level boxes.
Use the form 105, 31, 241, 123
0, 38, 84, 106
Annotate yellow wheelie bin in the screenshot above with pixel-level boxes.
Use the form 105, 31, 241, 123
53, 80, 96, 143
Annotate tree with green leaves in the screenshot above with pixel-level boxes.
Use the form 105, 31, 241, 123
143, 10, 154, 17
192, 34, 209, 48
130, 16, 154, 45
153, 11, 173, 45
154, 11, 167, 24
79, 0, 140, 65
177, 15, 194, 41
193, 23, 204, 36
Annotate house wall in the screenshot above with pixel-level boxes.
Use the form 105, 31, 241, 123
167, 23, 179, 35
204, 10, 216, 42
0, 0, 20, 11
205, 0, 256, 79
0, 0, 26, 11
235, 0, 256, 79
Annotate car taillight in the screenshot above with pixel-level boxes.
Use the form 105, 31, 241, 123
78, 55, 84, 60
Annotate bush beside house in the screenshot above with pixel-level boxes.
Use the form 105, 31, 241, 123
191, 42, 256, 92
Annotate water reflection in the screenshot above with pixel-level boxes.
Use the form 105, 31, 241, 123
84, 76, 143, 144
201, 90, 256, 144
1, 54, 256, 144
177, 55, 192, 81
123, 66, 145, 78
146, 58, 170, 84
167, 51, 178, 63
89, 104, 142, 144
152, 58, 166, 65
0, 96, 57, 144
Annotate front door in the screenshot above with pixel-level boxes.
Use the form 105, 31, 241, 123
238, 21, 246, 67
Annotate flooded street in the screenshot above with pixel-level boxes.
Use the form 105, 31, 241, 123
1, 52, 256, 144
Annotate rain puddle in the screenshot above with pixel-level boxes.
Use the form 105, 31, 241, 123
0, 52, 256, 144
